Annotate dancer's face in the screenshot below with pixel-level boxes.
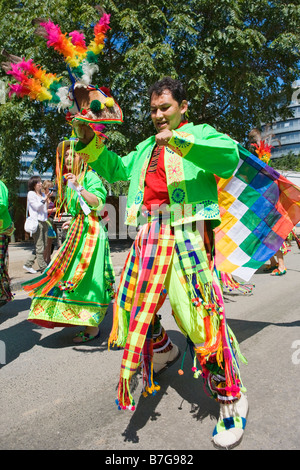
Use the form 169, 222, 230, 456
150, 89, 188, 133
65, 148, 81, 172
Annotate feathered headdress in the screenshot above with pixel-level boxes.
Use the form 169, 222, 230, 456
251, 140, 273, 164
1, 7, 123, 127
249, 128, 273, 164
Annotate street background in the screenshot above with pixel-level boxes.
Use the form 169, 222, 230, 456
0, 238, 300, 451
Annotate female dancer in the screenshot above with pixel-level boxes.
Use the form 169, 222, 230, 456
23, 138, 115, 343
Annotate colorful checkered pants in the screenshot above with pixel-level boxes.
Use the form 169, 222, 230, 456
110, 220, 245, 408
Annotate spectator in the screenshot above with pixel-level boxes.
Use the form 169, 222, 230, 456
23, 176, 50, 274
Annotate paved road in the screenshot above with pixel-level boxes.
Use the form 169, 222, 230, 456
0, 241, 300, 451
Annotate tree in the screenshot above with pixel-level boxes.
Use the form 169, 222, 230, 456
0, 0, 299, 200
270, 151, 300, 171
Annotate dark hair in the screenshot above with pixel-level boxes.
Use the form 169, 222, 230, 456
28, 175, 41, 191
148, 77, 187, 104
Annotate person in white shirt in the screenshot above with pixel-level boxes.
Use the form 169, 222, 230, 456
23, 176, 52, 274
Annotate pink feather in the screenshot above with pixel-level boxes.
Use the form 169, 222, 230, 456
6, 63, 26, 82
99, 13, 110, 27
8, 83, 27, 97
17, 58, 35, 72
40, 20, 63, 47
69, 30, 86, 48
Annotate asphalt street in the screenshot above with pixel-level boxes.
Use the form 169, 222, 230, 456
0, 240, 300, 452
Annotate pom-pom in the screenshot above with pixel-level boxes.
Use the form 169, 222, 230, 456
90, 99, 103, 112
105, 97, 114, 107
178, 369, 184, 375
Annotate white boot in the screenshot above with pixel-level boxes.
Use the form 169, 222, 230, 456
212, 393, 249, 449
153, 344, 180, 375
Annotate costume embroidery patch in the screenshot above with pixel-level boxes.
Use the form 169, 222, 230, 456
168, 130, 195, 157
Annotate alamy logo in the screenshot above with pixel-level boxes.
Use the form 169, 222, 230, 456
0, 340, 6, 365
291, 81, 300, 104
291, 340, 300, 365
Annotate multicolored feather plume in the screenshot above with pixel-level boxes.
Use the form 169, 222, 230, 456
1, 9, 123, 125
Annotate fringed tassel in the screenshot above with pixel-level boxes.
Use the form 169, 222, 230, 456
108, 296, 119, 349
23, 268, 65, 297
40, 269, 64, 296
115, 378, 136, 411
141, 316, 160, 398
22, 214, 83, 297
215, 281, 242, 398
227, 324, 248, 393
108, 301, 130, 349
192, 274, 246, 400
142, 358, 160, 398
220, 271, 254, 295
23, 274, 47, 293
178, 337, 202, 378
195, 315, 222, 357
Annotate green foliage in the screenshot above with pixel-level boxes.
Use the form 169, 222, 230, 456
270, 151, 300, 171
0, 0, 299, 202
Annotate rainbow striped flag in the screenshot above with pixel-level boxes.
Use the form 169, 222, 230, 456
215, 144, 300, 281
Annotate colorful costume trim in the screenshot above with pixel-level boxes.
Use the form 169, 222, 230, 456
212, 416, 247, 437
219, 271, 254, 295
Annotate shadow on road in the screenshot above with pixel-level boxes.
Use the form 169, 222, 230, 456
119, 315, 300, 444
0, 302, 115, 368
120, 330, 219, 444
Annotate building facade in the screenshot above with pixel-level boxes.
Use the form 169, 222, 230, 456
262, 82, 300, 158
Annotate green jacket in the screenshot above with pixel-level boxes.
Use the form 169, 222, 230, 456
76, 122, 239, 228
0, 180, 12, 233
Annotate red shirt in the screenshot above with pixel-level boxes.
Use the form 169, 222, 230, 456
143, 121, 188, 211
143, 145, 169, 211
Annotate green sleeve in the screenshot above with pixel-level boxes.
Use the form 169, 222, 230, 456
0, 181, 12, 232
84, 170, 107, 206
76, 136, 137, 184
168, 124, 239, 179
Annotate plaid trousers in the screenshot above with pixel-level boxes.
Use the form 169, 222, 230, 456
110, 219, 246, 409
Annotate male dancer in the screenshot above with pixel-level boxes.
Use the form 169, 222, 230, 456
73, 77, 248, 449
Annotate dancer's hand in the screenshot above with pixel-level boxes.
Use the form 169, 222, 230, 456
62, 221, 70, 230
155, 129, 173, 146
64, 173, 79, 188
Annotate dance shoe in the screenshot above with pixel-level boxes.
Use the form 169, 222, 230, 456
212, 393, 249, 450
73, 329, 100, 343
153, 344, 180, 376
271, 268, 287, 276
